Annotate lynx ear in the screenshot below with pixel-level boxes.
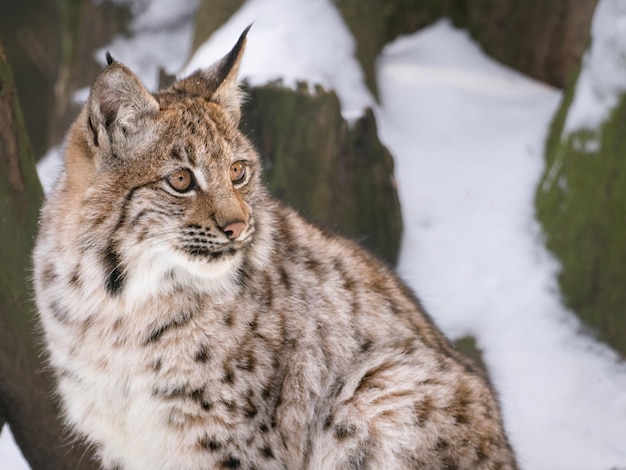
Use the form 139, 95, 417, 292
86, 57, 159, 156
171, 25, 250, 123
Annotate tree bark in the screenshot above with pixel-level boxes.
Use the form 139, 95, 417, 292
462, 0, 598, 88
192, 0, 246, 54
336, 0, 598, 98
536, 67, 626, 359
241, 84, 403, 266
0, 41, 98, 470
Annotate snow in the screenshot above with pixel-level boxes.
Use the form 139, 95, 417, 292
181, 0, 374, 120
5, 0, 626, 468
375, 21, 626, 469
0, 426, 29, 470
563, 0, 626, 136
37, 145, 63, 194
95, 0, 200, 91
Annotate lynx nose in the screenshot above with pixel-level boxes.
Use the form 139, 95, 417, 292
223, 221, 246, 240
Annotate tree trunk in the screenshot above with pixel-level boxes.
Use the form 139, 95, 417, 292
241, 84, 403, 266
336, 0, 597, 98
536, 69, 626, 359
462, 0, 598, 88
0, 42, 98, 470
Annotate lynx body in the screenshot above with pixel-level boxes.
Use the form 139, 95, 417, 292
33, 30, 518, 469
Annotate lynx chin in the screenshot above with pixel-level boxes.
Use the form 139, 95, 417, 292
33, 27, 518, 470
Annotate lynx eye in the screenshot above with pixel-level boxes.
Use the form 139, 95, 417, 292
230, 161, 247, 184
166, 168, 194, 193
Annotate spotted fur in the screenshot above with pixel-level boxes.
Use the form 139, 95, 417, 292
33, 28, 518, 470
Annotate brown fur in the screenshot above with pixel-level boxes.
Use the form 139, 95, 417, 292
33, 29, 518, 470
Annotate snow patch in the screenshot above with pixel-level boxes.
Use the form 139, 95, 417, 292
96, 0, 199, 91
563, 0, 626, 136
376, 19, 626, 470
37, 145, 63, 194
0, 426, 30, 470
182, 0, 374, 120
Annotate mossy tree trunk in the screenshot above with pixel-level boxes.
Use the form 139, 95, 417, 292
536, 71, 626, 358
0, 42, 98, 470
241, 84, 403, 266
0, 0, 130, 160
191, 0, 246, 53
336, 0, 597, 98
461, 0, 598, 88
336, 0, 457, 99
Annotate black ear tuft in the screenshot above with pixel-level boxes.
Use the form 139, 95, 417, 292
215, 24, 252, 85
166, 26, 251, 123
105, 51, 115, 66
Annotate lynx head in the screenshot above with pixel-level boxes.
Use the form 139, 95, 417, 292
57, 26, 270, 299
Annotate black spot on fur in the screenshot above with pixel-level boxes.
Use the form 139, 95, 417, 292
329, 378, 345, 399
413, 397, 434, 426
152, 384, 186, 399
222, 456, 241, 468
278, 266, 291, 291
69, 268, 82, 288
334, 423, 356, 440
198, 435, 222, 452
323, 414, 333, 430
195, 344, 211, 362
360, 339, 373, 353
190, 388, 204, 403
441, 456, 459, 470
170, 145, 183, 162
454, 410, 469, 425
475, 443, 489, 464
236, 351, 256, 372
145, 325, 166, 343
222, 366, 235, 385
222, 399, 236, 412
143, 309, 194, 344
112, 318, 124, 331
262, 446, 274, 459
243, 396, 258, 419
103, 246, 125, 295
436, 438, 450, 450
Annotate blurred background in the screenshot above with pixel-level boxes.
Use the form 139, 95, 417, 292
1, 0, 625, 469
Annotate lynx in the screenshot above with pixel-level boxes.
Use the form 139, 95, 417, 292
33, 28, 518, 469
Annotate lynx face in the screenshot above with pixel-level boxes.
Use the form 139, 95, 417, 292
58, 29, 269, 298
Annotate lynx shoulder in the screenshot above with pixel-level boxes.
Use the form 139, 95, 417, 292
33, 28, 518, 470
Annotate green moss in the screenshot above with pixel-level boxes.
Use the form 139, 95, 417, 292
241, 83, 403, 265
0, 45, 43, 327
536, 70, 626, 357
453, 336, 486, 372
